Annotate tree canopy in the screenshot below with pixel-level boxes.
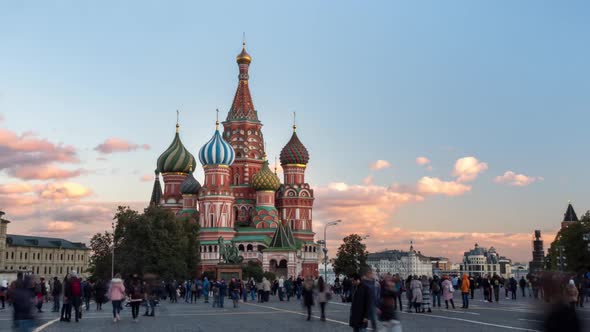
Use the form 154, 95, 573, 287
547, 210, 590, 273
333, 234, 369, 277
89, 206, 199, 281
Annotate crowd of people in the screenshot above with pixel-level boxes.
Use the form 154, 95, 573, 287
2, 268, 588, 332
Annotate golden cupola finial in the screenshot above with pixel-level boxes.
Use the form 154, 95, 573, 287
236, 34, 252, 65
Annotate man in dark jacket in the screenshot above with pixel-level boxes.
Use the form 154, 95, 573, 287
68, 271, 83, 322
350, 271, 371, 332
51, 277, 62, 312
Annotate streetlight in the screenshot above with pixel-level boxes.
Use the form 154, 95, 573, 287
323, 220, 342, 283
111, 221, 115, 279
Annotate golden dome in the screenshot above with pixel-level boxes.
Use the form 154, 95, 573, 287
236, 43, 252, 65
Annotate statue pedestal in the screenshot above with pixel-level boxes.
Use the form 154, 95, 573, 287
216, 264, 242, 281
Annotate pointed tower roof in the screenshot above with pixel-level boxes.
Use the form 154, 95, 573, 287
563, 202, 578, 222
226, 42, 259, 122
150, 170, 162, 206
157, 118, 195, 174
269, 222, 296, 249
280, 114, 310, 165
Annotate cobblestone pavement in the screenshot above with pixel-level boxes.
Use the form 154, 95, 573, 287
0, 292, 587, 331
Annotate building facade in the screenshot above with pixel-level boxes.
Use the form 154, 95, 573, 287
0, 211, 90, 281
368, 244, 433, 278
151, 43, 319, 277
460, 243, 512, 278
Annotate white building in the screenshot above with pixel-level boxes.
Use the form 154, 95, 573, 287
460, 243, 511, 278
368, 244, 432, 278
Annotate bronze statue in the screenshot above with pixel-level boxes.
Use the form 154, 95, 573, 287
217, 236, 243, 264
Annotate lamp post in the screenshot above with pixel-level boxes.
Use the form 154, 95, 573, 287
111, 221, 115, 279
323, 220, 341, 283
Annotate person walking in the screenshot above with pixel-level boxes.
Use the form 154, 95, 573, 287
519, 277, 527, 298
51, 277, 62, 313
302, 276, 315, 321
83, 280, 93, 311
392, 274, 403, 311
203, 277, 210, 304
379, 275, 402, 332
108, 273, 125, 323
405, 276, 413, 313
211, 280, 219, 308
469, 276, 475, 300
11, 275, 35, 332
218, 279, 227, 308
229, 278, 239, 308
442, 275, 455, 309
0, 279, 7, 310
493, 274, 501, 302
285, 277, 293, 302
60, 274, 71, 322
566, 279, 579, 310
262, 277, 271, 303
430, 276, 441, 308
128, 276, 143, 322
509, 277, 517, 300
249, 278, 256, 301
410, 275, 423, 313
317, 276, 329, 321
94, 279, 107, 311
460, 274, 470, 309
349, 272, 371, 332
68, 271, 83, 322
420, 275, 431, 313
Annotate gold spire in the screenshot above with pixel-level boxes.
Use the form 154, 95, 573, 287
215, 108, 220, 130
176, 109, 180, 133
236, 36, 252, 65
274, 156, 278, 174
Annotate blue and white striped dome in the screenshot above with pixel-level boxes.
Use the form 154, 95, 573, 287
198, 129, 235, 166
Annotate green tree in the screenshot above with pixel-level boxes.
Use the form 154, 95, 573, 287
242, 260, 264, 282
547, 210, 590, 273
333, 234, 369, 277
87, 231, 113, 280
89, 206, 200, 280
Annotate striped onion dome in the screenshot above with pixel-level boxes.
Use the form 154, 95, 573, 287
157, 127, 195, 173
180, 172, 201, 195
198, 128, 235, 166
252, 160, 281, 191
280, 131, 309, 166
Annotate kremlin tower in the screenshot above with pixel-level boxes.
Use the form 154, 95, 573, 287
151, 42, 318, 277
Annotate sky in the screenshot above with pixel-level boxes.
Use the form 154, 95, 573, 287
0, 1, 589, 263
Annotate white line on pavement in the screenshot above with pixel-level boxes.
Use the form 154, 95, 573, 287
32, 318, 59, 332
400, 312, 540, 331
244, 302, 349, 326
518, 318, 543, 323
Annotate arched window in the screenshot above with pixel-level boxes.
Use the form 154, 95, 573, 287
313, 246, 317, 253
247, 244, 253, 252
304, 246, 308, 252
238, 244, 245, 251
234, 173, 240, 185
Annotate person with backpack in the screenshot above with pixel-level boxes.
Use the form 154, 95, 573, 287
128, 275, 143, 322
68, 271, 83, 322
51, 277, 62, 313
430, 276, 441, 308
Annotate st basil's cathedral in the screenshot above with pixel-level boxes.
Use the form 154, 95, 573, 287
149, 43, 319, 278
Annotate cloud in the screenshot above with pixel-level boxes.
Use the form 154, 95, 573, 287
0, 183, 35, 194
369, 160, 391, 170
37, 182, 92, 200
416, 176, 471, 196
94, 138, 150, 154
0, 128, 78, 173
140, 174, 153, 182
0, 114, 4, 122
34, 221, 77, 233
452, 156, 488, 182
7, 165, 83, 180
494, 171, 543, 187
416, 157, 431, 166
362, 175, 374, 185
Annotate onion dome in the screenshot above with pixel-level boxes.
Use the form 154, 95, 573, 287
236, 42, 252, 65
280, 126, 309, 166
199, 122, 235, 166
157, 124, 196, 173
180, 171, 201, 195
252, 159, 281, 191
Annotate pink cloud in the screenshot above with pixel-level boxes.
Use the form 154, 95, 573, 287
37, 182, 92, 200
0, 128, 78, 172
452, 156, 488, 182
362, 175, 374, 185
416, 176, 471, 196
369, 160, 391, 170
94, 138, 151, 154
140, 174, 153, 182
494, 171, 543, 187
416, 156, 431, 166
7, 165, 83, 180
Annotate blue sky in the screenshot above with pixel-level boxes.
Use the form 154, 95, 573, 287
0, 1, 588, 261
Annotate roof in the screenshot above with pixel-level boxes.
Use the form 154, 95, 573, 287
150, 170, 162, 206
268, 223, 296, 249
232, 234, 271, 245
226, 46, 259, 122
563, 203, 579, 222
6, 234, 89, 250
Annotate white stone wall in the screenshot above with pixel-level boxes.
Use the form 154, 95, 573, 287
2, 245, 90, 280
